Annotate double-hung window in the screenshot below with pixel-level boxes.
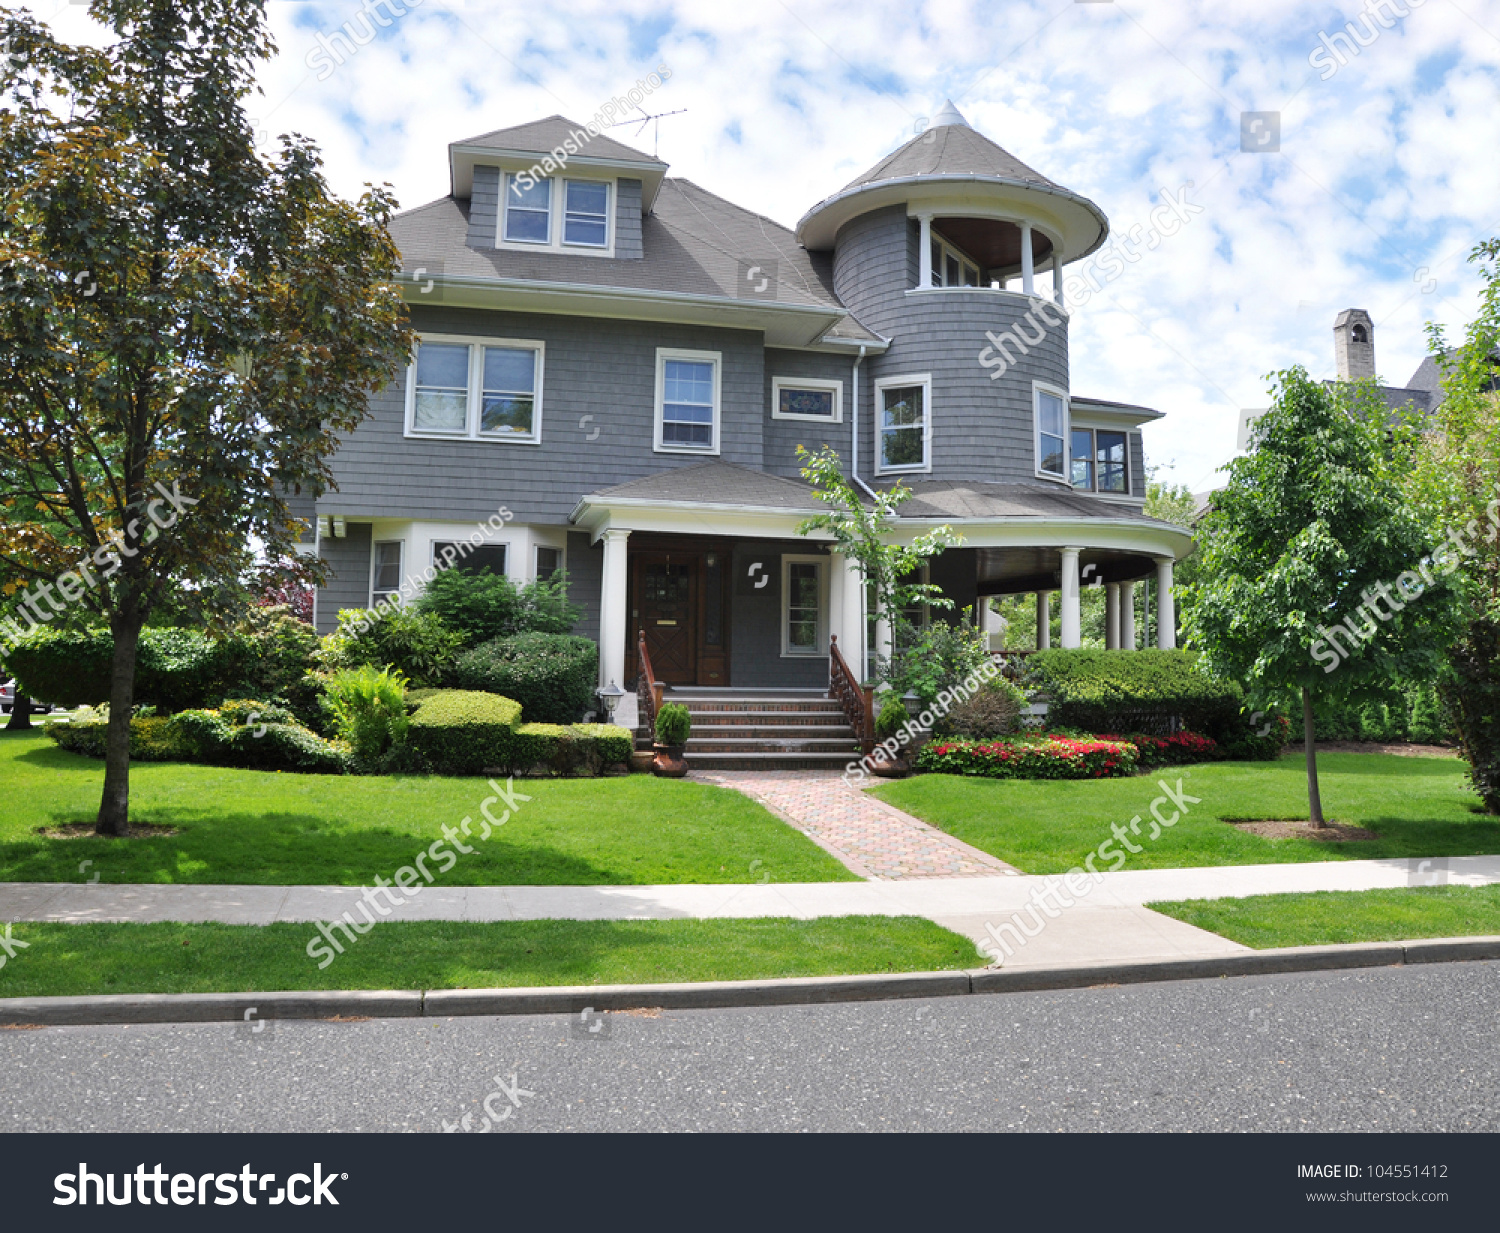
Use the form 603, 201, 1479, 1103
654, 348, 720, 453
503, 174, 552, 243
1070, 427, 1129, 493
1035, 384, 1068, 481
928, 235, 980, 287
535, 545, 563, 581
407, 336, 544, 444
563, 180, 609, 247
371, 541, 403, 607
875, 374, 931, 474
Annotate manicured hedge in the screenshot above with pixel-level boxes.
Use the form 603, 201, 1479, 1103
45, 702, 350, 774
915, 734, 1139, 779
452, 632, 598, 723
405, 690, 524, 775
509, 722, 633, 777
1030, 649, 1242, 738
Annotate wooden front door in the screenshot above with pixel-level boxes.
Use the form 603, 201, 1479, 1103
636, 555, 696, 684
627, 543, 731, 687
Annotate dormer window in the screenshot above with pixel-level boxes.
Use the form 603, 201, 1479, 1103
498, 172, 613, 254
504, 175, 552, 243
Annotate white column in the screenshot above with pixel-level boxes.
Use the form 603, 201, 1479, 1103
831, 551, 865, 674
1059, 546, 1082, 649
1035, 590, 1051, 649
1120, 580, 1136, 650
1106, 582, 1121, 650
873, 590, 892, 681
917, 214, 934, 288
1052, 248, 1065, 309
598, 528, 630, 688
979, 595, 1003, 652
1155, 557, 1176, 650
1020, 221, 1035, 297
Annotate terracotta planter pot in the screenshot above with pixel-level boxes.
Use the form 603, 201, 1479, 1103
651, 743, 688, 778
869, 751, 910, 779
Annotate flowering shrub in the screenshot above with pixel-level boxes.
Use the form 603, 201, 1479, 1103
915, 733, 1139, 780
1096, 730, 1221, 769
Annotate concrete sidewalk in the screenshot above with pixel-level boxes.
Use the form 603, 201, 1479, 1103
5, 854, 1496, 970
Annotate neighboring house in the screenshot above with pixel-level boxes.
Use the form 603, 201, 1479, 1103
305, 100, 1193, 698
1237, 308, 1500, 448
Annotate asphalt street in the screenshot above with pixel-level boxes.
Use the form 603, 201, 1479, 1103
2, 961, 1496, 1133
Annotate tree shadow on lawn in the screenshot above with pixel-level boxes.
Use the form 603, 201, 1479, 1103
0, 808, 617, 887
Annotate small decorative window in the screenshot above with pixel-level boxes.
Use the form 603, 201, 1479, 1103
503, 174, 551, 243
875, 375, 931, 474
563, 180, 609, 247
771, 376, 842, 423
406, 336, 544, 444
654, 349, 720, 454
372, 541, 403, 607
1035, 384, 1068, 480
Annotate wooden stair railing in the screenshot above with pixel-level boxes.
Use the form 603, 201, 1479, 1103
636, 630, 664, 740
828, 634, 876, 755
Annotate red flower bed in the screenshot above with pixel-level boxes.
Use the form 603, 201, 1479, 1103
1095, 730, 1221, 769
915, 733, 1139, 780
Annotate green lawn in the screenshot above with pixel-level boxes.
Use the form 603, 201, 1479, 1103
0, 917, 973, 998
870, 753, 1496, 873
0, 731, 855, 886
1150, 884, 1500, 949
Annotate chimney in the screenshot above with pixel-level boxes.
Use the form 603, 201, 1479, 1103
1333, 309, 1375, 380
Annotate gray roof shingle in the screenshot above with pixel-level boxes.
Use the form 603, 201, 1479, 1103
454, 115, 663, 166
839, 123, 1061, 194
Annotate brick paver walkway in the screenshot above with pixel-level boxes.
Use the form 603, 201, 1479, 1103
696, 770, 1020, 880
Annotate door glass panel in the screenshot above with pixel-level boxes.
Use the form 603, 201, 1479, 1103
704, 554, 723, 646
787, 561, 821, 653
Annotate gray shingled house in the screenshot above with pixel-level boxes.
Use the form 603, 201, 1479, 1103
305, 101, 1193, 755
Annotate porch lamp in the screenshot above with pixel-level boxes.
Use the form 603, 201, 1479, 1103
597, 680, 626, 725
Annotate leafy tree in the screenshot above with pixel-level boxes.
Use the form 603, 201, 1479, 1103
1184, 367, 1457, 825
1407, 237, 1500, 811
0, 0, 410, 833
795, 445, 961, 681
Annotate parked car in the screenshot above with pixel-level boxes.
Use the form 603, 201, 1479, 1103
0, 680, 52, 715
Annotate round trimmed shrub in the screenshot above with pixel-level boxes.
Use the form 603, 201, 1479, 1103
453, 633, 598, 724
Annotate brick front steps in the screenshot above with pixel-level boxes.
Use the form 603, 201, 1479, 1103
638, 690, 863, 772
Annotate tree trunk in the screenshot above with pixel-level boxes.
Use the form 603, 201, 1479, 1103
1302, 686, 1325, 828
4, 692, 33, 731
95, 615, 143, 837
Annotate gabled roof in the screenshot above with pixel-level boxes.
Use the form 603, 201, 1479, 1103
391, 178, 884, 346
454, 115, 662, 165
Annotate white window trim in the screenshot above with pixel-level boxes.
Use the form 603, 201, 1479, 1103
495, 173, 615, 257
653, 347, 722, 455
370, 539, 404, 608
874, 372, 932, 476
928, 233, 982, 288
405, 333, 545, 445
1033, 380, 1070, 484
781, 554, 829, 658
771, 375, 843, 424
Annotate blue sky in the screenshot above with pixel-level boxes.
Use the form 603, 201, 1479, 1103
36, 0, 1500, 492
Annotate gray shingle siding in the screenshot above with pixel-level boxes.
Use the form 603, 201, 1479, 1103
1129, 432, 1145, 498
467, 165, 499, 249
315, 522, 373, 634
615, 179, 643, 259
761, 348, 854, 481
323, 306, 765, 525
729, 541, 829, 689
566, 530, 603, 642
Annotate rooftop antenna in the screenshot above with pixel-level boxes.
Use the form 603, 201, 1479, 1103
605, 107, 686, 159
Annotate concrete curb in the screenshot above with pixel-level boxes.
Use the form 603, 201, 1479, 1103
2, 937, 1496, 1026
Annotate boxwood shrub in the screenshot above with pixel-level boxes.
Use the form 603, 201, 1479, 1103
508, 722, 634, 776
1030, 649, 1242, 739
406, 690, 524, 775
452, 633, 598, 723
